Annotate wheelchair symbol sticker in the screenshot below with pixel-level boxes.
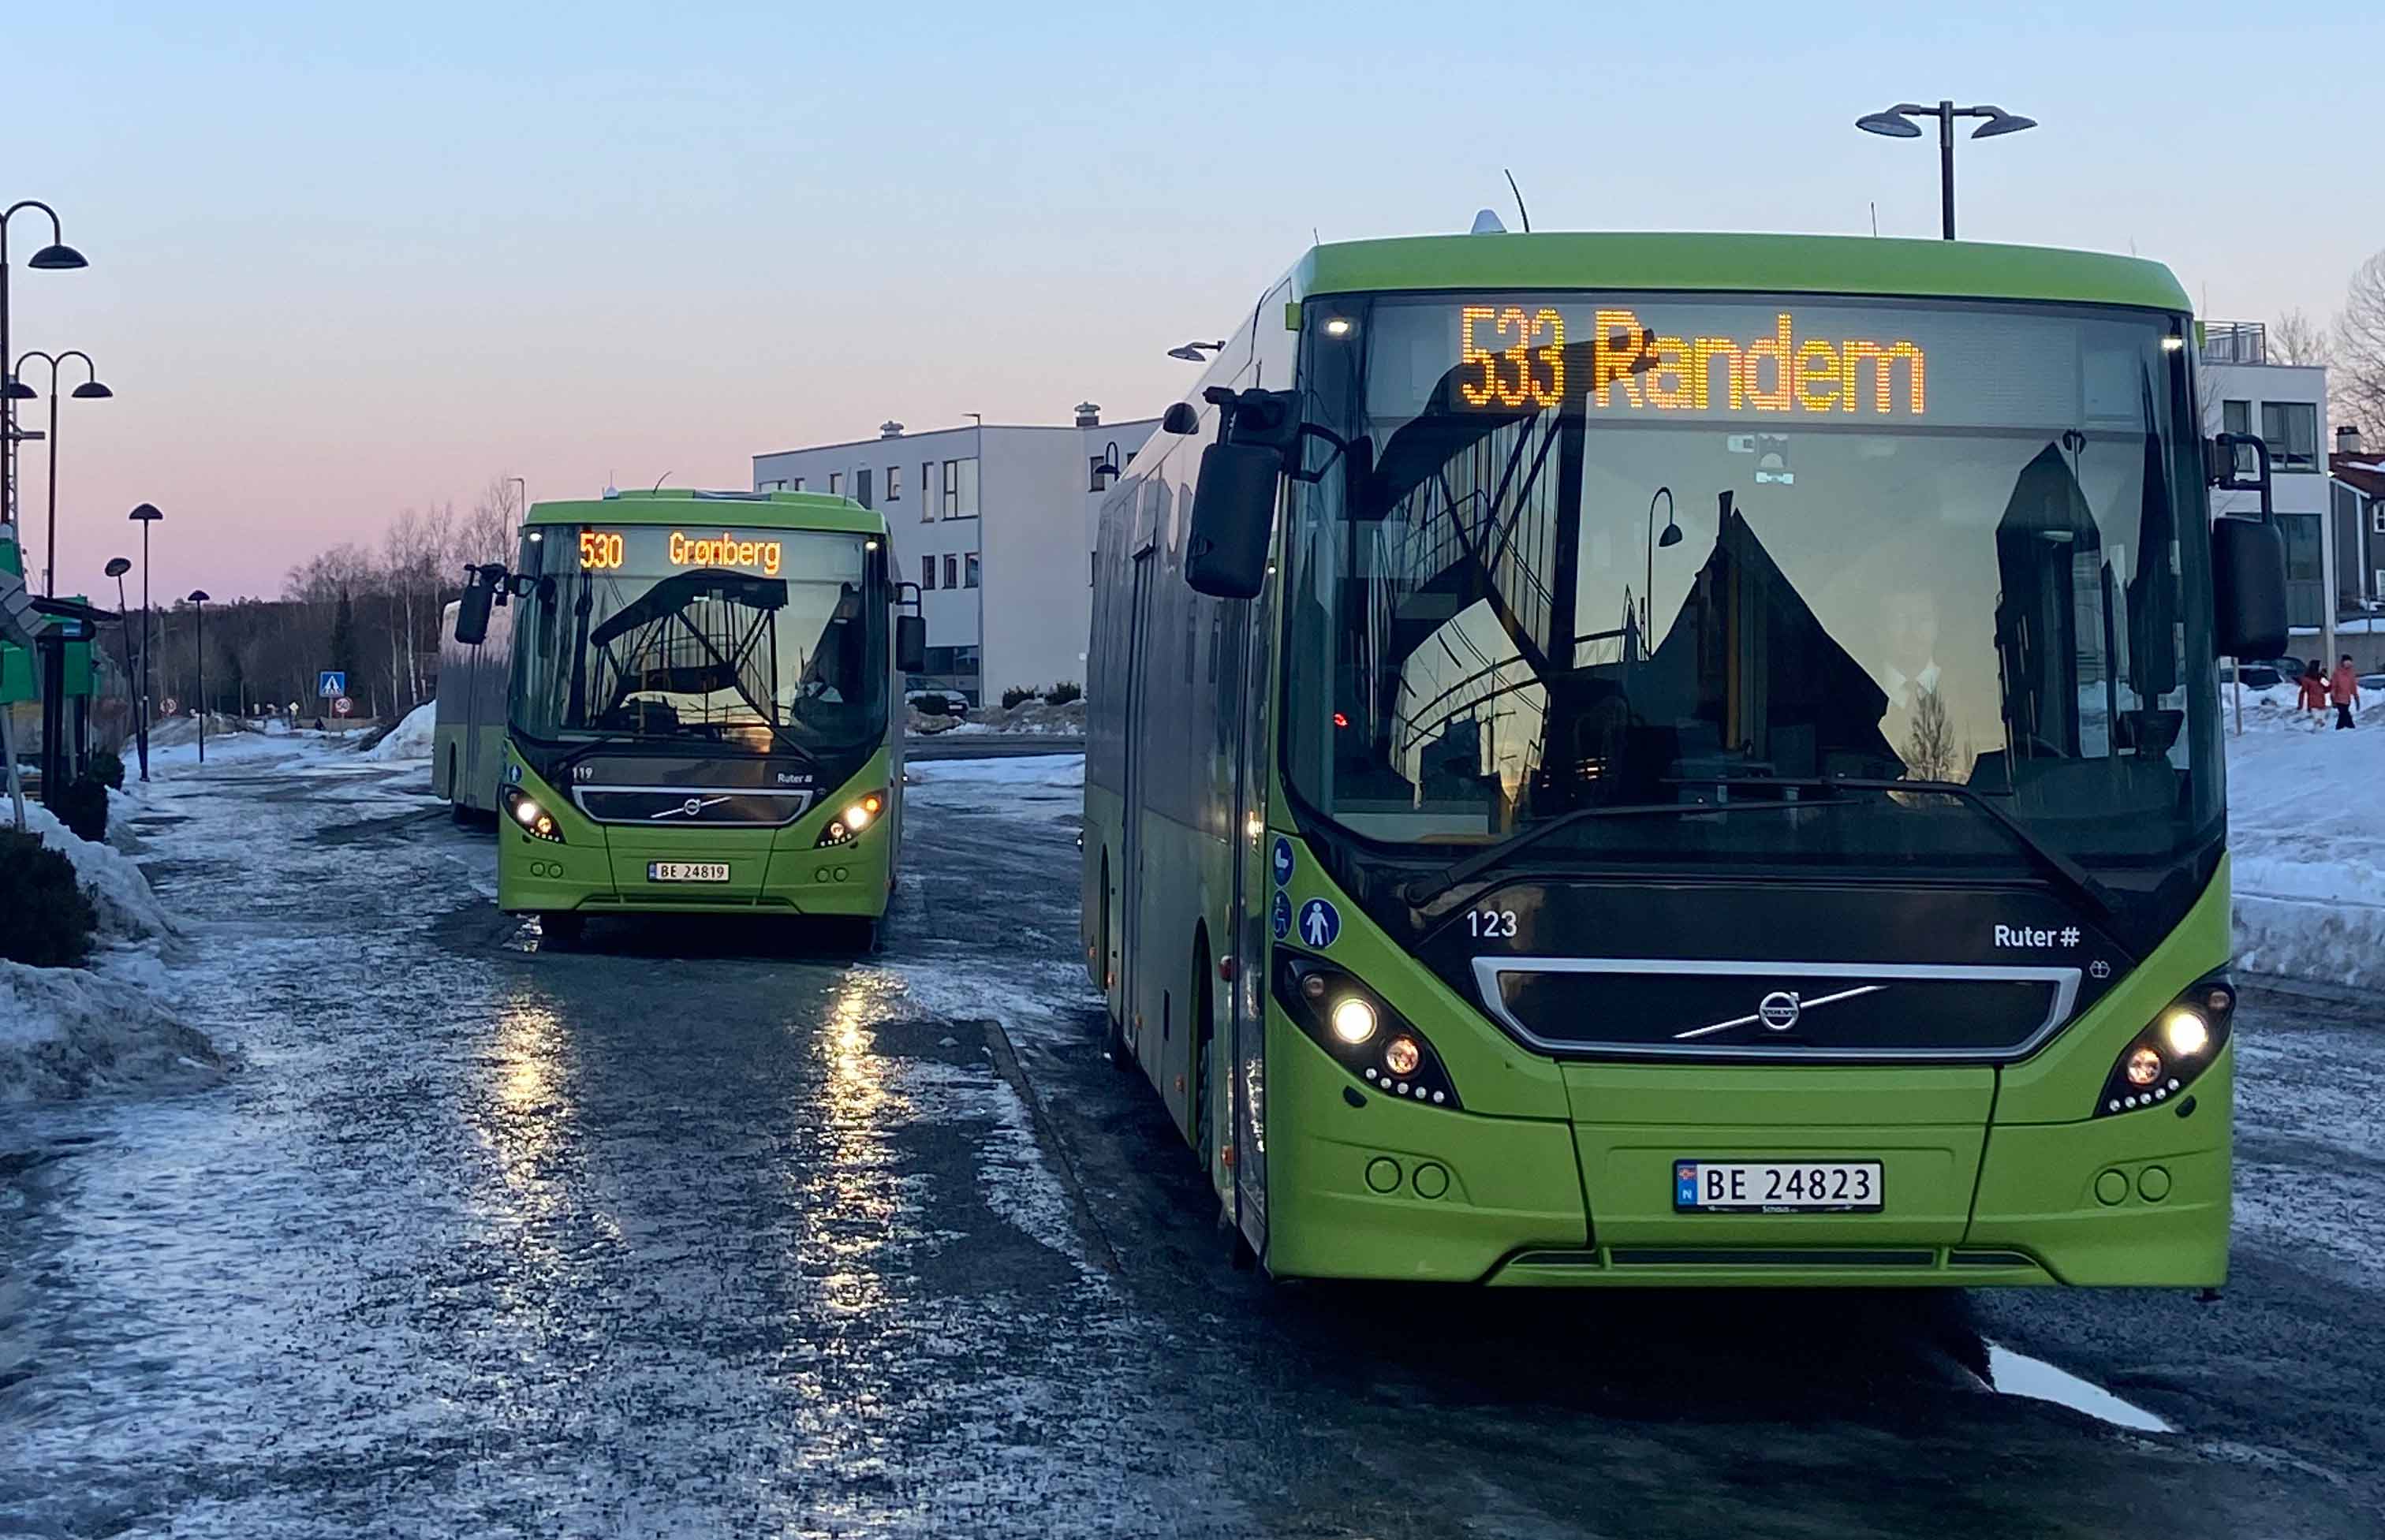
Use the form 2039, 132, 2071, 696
1271, 891, 1292, 940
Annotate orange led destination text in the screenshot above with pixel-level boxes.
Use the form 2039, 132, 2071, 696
669, 531, 783, 576
1588, 310, 1924, 415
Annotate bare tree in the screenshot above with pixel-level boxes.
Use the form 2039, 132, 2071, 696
2337, 250, 2385, 443
1905, 688, 1959, 783
454, 474, 524, 570
2271, 308, 2335, 369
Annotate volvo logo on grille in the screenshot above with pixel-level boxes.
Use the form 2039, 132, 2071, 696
682, 797, 704, 817
1673, 981, 1884, 1041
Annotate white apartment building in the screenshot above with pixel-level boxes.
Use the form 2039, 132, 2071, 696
755, 407, 1157, 704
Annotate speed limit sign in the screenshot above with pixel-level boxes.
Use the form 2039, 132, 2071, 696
332, 695, 353, 718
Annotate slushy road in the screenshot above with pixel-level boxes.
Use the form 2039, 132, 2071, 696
1, 742, 2376, 1538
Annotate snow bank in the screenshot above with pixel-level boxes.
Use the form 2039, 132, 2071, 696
0, 958, 225, 1102
363, 700, 436, 762
17, 800, 174, 942
2226, 684, 2385, 988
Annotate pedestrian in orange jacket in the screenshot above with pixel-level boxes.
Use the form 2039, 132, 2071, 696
2331, 656, 2362, 730
2298, 659, 2330, 718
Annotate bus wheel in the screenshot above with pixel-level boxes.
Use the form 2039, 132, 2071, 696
539, 912, 585, 949
446, 748, 471, 824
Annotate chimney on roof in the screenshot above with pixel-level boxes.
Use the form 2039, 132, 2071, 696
879, 420, 905, 439
2339, 424, 2364, 457
1073, 401, 1100, 427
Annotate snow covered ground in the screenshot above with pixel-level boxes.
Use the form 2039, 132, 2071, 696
4, 785, 214, 1102
2224, 683, 2384, 988
362, 699, 435, 762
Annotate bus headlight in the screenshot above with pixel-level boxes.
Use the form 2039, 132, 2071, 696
2096, 977, 2233, 1117
501, 785, 565, 843
1275, 954, 1461, 1109
1329, 997, 1378, 1045
816, 790, 886, 847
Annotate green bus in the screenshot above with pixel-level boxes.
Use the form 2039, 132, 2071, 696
1082, 232, 2288, 1288
446, 488, 924, 945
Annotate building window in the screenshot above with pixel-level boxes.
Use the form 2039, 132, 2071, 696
2281, 513, 2321, 583
944, 554, 959, 589
942, 457, 980, 518
2221, 399, 2250, 436
964, 553, 980, 588
828, 472, 843, 496
921, 554, 935, 590
789, 476, 805, 492
2261, 401, 2320, 471
2373, 503, 2384, 535
923, 461, 935, 521
886, 464, 901, 502
854, 468, 873, 509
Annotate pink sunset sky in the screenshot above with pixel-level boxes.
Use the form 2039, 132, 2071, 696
7, 2, 2376, 603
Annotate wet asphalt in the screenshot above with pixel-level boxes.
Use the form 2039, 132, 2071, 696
0, 747, 2379, 1539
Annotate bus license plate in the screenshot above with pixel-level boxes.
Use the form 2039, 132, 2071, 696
648, 861, 730, 883
1674, 1160, 1882, 1212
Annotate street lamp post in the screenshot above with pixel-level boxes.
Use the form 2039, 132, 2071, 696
10, 350, 112, 597
187, 589, 210, 763
104, 556, 137, 776
0, 201, 88, 532
1643, 487, 1682, 661
1854, 102, 2038, 239
128, 502, 162, 780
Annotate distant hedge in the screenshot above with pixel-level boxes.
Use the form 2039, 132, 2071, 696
50, 776, 109, 845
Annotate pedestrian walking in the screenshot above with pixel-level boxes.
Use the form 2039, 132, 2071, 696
2298, 658, 2330, 722
2331, 655, 2362, 730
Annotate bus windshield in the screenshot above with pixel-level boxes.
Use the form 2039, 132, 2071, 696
509, 524, 886, 754
1282, 293, 2222, 877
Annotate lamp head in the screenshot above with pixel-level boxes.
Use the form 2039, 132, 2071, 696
1856, 110, 1924, 139
104, 557, 131, 578
3, 378, 34, 401
27, 242, 88, 271
129, 502, 163, 523
187, 589, 210, 603
1658, 522, 1685, 548
72, 380, 113, 400
1970, 108, 2038, 138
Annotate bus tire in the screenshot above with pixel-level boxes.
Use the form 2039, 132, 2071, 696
539, 912, 585, 949
446, 748, 472, 824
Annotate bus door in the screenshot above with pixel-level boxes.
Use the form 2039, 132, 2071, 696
1118, 543, 1159, 1072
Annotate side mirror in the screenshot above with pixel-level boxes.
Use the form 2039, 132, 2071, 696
2212, 516, 2288, 661
2208, 433, 2274, 515
453, 573, 496, 646
1161, 401, 1200, 435
1185, 442, 1278, 598
896, 613, 927, 675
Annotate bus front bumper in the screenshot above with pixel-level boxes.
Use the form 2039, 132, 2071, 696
1266, 1026, 2233, 1288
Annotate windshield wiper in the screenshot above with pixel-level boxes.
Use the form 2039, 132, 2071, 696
1400, 793, 1855, 908
1796, 776, 2126, 928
